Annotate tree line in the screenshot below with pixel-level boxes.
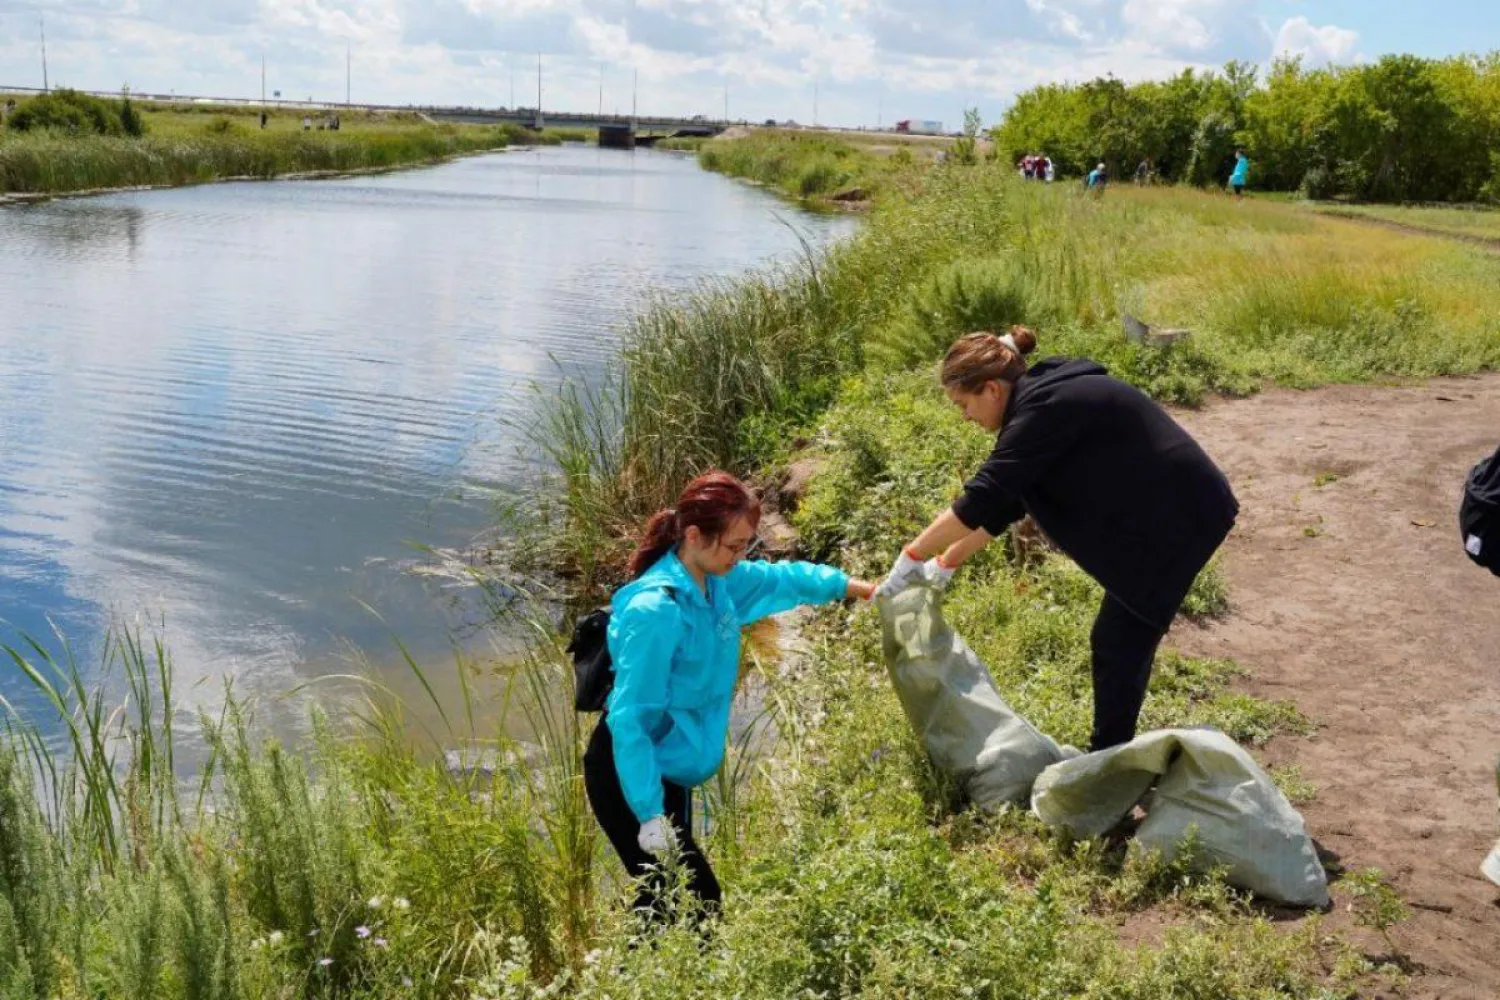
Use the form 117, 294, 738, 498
991, 53, 1500, 203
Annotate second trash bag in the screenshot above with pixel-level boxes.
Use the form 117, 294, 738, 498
877, 584, 1074, 808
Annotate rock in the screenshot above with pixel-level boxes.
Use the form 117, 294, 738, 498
778, 457, 826, 507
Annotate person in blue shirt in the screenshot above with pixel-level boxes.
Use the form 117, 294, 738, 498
1229, 149, 1250, 197
583, 470, 876, 923
1086, 162, 1108, 194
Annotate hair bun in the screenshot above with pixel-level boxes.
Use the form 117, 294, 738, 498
1008, 325, 1038, 356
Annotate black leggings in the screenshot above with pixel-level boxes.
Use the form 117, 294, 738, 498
583, 717, 722, 922
1089, 594, 1169, 752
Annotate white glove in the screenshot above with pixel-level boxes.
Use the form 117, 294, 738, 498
874, 548, 925, 599
921, 557, 956, 591
637, 815, 678, 855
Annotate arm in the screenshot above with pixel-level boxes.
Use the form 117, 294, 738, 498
603, 591, 680, 824
725, 559, 852, 626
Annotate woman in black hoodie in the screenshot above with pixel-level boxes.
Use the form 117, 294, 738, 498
876, 328, 1239, 751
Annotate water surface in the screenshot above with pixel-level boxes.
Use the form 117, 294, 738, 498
0, 145, 856, 739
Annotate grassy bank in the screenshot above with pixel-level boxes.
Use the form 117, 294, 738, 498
697, 129, 929, 205
5, 148, 1483, 998
0, 101, 576, 197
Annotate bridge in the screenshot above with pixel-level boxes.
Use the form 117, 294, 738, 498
422, 108, 729, 147
0, 85, 731, 146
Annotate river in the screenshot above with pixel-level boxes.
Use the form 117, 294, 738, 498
0, 145, 856, 745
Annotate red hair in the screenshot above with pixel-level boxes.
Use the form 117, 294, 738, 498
627, 471, 763, 579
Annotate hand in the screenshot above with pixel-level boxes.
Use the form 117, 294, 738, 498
921, 557, 956, 591
874, 548, 925, 599
846, 578, 877, 601
637, 815, 678, 855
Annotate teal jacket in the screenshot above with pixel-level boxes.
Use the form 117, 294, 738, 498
1230, 154, 1250, 185
605, 550, 849, 822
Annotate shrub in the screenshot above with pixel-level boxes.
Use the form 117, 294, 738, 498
5, 89, 132, 136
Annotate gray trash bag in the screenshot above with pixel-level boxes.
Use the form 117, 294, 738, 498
878, 585, 1074, 809
1031, 727, 1331, 908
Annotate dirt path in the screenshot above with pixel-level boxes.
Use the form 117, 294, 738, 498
1314, 208, 1500, 253
1168, 376, 1500, 997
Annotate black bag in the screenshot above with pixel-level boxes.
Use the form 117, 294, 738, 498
566, 587, 676, 712
1459, 446, 1500, 577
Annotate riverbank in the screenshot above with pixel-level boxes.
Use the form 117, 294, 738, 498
0, 100, 582, 197
4, 149, 1500, 997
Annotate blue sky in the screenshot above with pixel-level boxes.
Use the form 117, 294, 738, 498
0, 2, 1495, 129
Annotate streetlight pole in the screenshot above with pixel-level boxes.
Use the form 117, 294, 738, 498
346, 43, 351, 106
813, 80, 818, 127
535, 53, 543, 128
598, 62, 604, 118
39, 15, 49, 92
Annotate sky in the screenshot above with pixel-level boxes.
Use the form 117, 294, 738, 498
0, 1, 1496, 129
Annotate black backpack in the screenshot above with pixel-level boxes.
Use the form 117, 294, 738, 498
1460, 445, 1500, 577
566, 586, 676, 712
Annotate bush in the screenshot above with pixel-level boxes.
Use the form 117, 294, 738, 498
867, 256, 1033, 373
5, 89, 136, 137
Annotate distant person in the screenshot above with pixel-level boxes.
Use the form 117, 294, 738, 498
1229, 149, 1250, 197
586, 471, 876, 926
301, 115, 311, 131
1087, 162, 1108, 193
1044, 158, 1055, 183
259, 110, 268, 130
1135, 158, 1150, 185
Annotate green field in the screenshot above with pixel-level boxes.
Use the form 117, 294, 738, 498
1311, 201, 1500, 242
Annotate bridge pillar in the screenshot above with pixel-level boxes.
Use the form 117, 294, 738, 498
598, 124, 635, 150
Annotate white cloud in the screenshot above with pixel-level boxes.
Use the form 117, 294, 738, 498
1272, 16, 1360, 67
0, 1, 1372, 126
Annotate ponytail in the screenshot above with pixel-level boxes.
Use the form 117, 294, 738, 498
626, 471, 762, 579
940, 326, 1039, 393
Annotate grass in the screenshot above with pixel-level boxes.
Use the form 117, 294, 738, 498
1308, 201, 1500, 242
697, 129, 928, 205
7, 139, 1475, 998
0, 103, 570, 196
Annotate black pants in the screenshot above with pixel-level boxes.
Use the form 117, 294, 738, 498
1088, 594, 1169, 752
583, 717, 721, 922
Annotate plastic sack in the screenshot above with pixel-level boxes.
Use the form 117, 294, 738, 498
1032, 727, 1331, 908
877, 585, 1073, 809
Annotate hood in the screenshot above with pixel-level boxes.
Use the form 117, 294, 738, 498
1003, 357, 1107, 422
611, 549, 706, 611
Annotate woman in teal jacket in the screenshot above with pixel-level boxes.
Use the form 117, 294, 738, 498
583, 470, 876, 923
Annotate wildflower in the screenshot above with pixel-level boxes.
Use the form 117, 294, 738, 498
317, 957, 334, 968
367, 895, 384, 909
356, 925, 372, 940
374, 937, 389, 949
583, 948, 602, 966
250, 938, 266, 950
307, 928, 320, 938
393, 897, 411, 911
268, 931, 284, 946
402, 976, 413, 987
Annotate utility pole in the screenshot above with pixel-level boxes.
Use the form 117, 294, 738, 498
631, 67, 637, 127
509, 60, 515, 110
261, 53, 266, 106
536, 53, 543, 128
346, 43, 351, 106
723, 81, 728, 122
813, 80, 818, 127
39, 15, 49, 92
598, 62, 604, 118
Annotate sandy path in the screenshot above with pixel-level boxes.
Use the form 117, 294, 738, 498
1168, 376, 1500, 997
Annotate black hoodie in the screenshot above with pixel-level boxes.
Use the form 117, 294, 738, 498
951, 357, 1239, 630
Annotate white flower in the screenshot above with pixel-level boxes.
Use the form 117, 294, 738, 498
583, 948, 602, 966
374, 937, 389, 949
267, 931, 284, 946
402, 976, 413, 987
367, 895, 384, 910
249, 938, 265, 950
392, 897, 411, 911
356, 925, 371, 939
317, 957, 334, 968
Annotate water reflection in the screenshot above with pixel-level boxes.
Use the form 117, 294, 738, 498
0, 146, 857, 746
